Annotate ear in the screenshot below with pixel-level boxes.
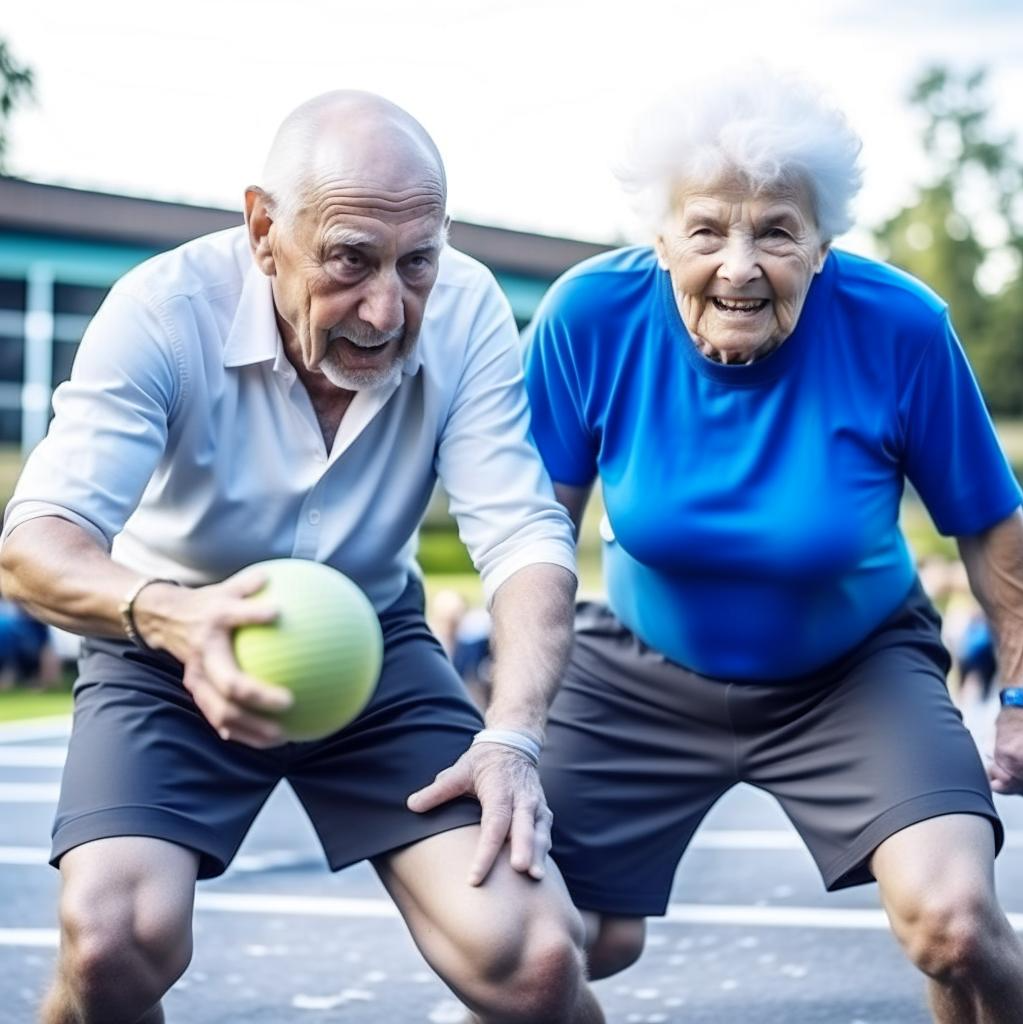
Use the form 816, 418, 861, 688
244, 188, 277, 277
815, 240, 831, 274
654, 234, 670, 271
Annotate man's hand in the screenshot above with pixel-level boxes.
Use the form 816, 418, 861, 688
138, 568, 294, 748
406, 742, 553, 886
989, 706, 1023, 795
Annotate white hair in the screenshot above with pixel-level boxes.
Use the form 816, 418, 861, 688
618, 66, 863, 241
260, 94, 332, 226
259, 91, 446, 229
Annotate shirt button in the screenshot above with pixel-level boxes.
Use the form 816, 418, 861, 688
308, 509, 321, 525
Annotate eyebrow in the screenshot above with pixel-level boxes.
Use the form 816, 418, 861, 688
757, 208, 804, 229
321, 228, 378, 250
321, 228, 446, 255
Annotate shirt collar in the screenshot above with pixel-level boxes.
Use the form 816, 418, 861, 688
223, 259, 424, 377
222, 262, 279, 368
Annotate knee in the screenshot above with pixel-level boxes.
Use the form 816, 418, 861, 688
587, 917, 646, 980
468, 918, 588, 1023
893, 886, 1002, 983
59, 881, 192, 1006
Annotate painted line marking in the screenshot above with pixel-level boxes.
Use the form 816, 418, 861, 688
0, 928, 59, 947
0, 783, 60, 802
0, 718, 71, 743
229, 850, 321, 874
1, 830, 1023, 860
0, 747, 66, 767
196, 893, 400, 918
0, 847, 48, 864
2, 901, 1021, 951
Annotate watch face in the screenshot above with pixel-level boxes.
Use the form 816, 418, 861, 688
1001, 688, 1023, 708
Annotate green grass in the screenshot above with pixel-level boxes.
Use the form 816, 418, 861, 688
0, 688, 72, 722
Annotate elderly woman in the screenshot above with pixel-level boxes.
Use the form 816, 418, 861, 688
524, 69, 1023, 1022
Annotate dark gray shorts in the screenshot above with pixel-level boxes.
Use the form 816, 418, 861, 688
541, 582, 1002, 917
52, 577, 483, 878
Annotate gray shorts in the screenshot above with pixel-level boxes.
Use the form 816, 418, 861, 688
52, 576, 483, 878
541, 582, 1002, 917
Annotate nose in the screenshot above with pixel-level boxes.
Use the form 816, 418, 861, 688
717, 235, 762, 287
359, 271, 404, 334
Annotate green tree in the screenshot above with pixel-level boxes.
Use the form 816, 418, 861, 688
0, 38, 34, 173
874, 66, 1023, 414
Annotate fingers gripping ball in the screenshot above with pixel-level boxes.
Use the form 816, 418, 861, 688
234, 559, 383, 741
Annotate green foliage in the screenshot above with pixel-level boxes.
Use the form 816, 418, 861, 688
0, 687, 72, 722
417, 527, 476, 574
0, 38, 34, 173
873, 66, 1023, 414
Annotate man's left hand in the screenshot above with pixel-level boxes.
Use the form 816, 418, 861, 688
407, 743, 553, 886
989, 706, 1023, 795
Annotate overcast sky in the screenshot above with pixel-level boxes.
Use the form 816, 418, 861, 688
4, 0, 1022, 254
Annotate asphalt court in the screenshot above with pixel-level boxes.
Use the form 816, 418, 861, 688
1, 714, 1021, 1023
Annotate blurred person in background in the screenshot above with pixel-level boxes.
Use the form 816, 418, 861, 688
0, 595, 61, 689
525, 66, 1023, 1023
429, 588, 493, 708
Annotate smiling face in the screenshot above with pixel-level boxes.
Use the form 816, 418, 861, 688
655, 177, 830, 364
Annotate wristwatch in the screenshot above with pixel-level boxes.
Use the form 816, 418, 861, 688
999, 687, 1023, 708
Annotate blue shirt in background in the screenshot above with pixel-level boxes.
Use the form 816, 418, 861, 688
524, 247, 1021, 680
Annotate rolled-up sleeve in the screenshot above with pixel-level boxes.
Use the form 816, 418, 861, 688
435, 277, 577, 604
2, 288, 182, 549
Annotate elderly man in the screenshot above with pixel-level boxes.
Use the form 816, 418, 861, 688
0, 92, 602, 1024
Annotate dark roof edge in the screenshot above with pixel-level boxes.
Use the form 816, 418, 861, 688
0, 176, 612, 277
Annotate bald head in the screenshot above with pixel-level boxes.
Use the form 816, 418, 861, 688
260, 91, 447, 227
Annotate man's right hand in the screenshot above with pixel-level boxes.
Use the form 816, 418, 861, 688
134, 568, 294, 748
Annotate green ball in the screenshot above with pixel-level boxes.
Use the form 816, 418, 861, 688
233, 559, 383, 741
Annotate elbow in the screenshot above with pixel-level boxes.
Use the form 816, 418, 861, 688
0, 530, 31, 602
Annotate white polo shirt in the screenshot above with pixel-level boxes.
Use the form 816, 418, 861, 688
3, 227, 576, 612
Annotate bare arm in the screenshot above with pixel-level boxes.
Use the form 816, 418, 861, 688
957, 507, 1023, 794
0, 516, 292, 747
408, 562, 577, 883
554, 481, 593, 541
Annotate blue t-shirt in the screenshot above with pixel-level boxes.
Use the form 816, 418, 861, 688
523, 246, 1022, 680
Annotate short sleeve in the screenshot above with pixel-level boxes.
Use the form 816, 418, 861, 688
522, 285, 598, 487
899, 313, 1021, 536
435, 272, 577, 604
2, 288, 181, 548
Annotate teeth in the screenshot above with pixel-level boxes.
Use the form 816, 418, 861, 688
713, 298, 766, 311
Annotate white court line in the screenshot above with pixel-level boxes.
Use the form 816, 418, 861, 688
0, 928, 59, 947
0, 747, 66, 767
196, 893, 401, 918
0, 846, 319, 872
229, 850, 319, 873
0, 847, 48, 864
0, 718, 71, 743
690, 831, 803, 850
0, 783, 60, 802
2, 900, 1022, 952
2, 830, 1023, 858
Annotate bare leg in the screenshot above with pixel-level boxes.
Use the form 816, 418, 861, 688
579, 912, 646, 980
872, 814, 1023, 1024
374, 825, 605, 1023
40, 837, 198, 1024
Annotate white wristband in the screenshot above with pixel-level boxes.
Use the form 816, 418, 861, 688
471, 728, 542, 767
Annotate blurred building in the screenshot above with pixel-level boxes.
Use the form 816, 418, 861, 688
0, 176, 609, 451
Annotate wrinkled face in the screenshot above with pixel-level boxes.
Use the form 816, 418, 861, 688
655, 179, 829, 364
252, 173, 447, 390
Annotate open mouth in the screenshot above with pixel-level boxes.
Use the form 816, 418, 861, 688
711, 298, 769, 313
341, 338, 389, 352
